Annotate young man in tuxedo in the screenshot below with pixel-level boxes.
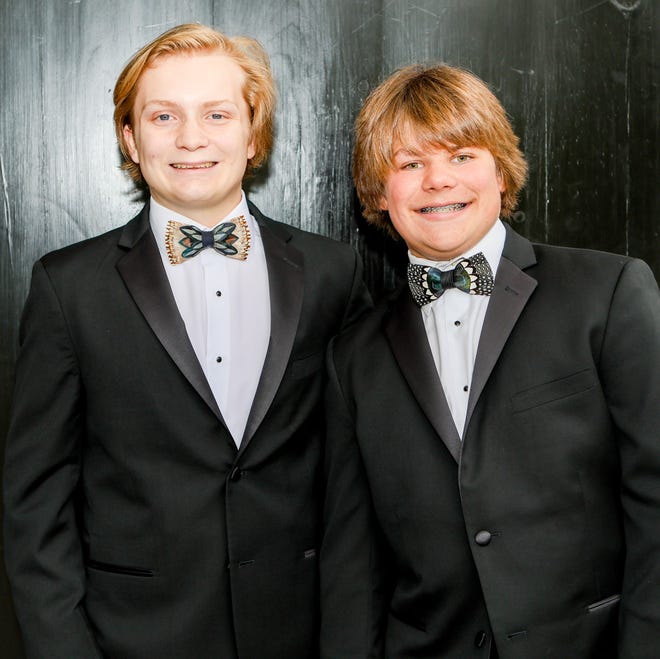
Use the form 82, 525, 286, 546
4, 23, 370, 659
321, 63, 659, 658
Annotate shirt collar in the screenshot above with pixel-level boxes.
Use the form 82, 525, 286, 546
408, 218, 505, 274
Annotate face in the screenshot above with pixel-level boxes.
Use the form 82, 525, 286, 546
380, 142, 504, 261
124, 51, 255, 226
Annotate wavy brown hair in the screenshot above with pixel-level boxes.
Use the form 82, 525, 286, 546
353, 63, 528, 236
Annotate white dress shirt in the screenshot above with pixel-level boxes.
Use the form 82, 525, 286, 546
410, 219, 505, 438
150, 193, 270, 446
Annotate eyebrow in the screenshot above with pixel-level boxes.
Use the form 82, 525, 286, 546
393, 142, 466, 159
141, 99, 239, 111
392, 147, 422, 158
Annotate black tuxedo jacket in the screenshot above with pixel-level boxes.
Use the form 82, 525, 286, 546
4, 200, 371, 659
321, 225, 660, 658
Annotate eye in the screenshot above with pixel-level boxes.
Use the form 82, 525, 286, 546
208, 112, 228, 121
402, 161, 422, 170
452, 153, 473, 163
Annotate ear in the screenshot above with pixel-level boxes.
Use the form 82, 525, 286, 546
123, 125, 140, 164
496, 168, 505, 194
247, 136, 256, 161
378, 195, 388, 211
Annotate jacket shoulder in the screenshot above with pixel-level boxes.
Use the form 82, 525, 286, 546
249, 200, 357, 257
37, 209, 146, 276
526, 241, 655, 290
331, 289, 397, 357
531, 242, 633, 268
269, 215, 357, 254
40, 222, 128, 266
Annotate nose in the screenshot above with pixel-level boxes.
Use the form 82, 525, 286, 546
422, 159, 456, 191
175, 118, 209, 150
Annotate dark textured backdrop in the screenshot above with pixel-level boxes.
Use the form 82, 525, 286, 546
1, 0, 657, 653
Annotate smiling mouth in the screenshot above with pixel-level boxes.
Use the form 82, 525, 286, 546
419, 203, 468, 213
171, 162, 216, 169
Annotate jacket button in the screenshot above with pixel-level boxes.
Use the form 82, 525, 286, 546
474, 630, 488, 648
475, 530, 492, 546
229, 466, 242, 481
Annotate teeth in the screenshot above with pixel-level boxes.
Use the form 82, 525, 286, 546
420, 203, 467, 213
171, 162, 215, 169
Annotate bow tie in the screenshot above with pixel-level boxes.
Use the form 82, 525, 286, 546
407, 252, 494, 307
165, 216, 251, 265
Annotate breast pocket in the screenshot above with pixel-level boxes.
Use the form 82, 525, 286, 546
586, 593, 621, 613
86, 559, 155, 578
511, 368, 597, 413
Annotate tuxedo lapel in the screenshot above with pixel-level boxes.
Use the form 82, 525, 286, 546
385, 290, 462, 462
239, 207, 304, 451
115, 206, 228, 434
464, 226, 538, 430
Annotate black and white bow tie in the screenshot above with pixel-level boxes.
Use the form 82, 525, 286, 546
407, 252, 494, 307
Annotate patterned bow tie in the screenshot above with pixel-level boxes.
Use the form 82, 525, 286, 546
407, 252, 494, 307
165, 216, 251, 265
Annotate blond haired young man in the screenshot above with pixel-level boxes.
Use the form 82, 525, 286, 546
4, 24, 370, 659
321, 64, 659, 658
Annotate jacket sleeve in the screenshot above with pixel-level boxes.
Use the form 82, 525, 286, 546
600, 258, 660, 657
319, 336, 385, 659
3, 260, 103, 658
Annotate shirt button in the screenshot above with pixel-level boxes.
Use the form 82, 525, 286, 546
454, 320, 461, 326
216, 290, 222, 297
463, 385, 469, 392
216, 356, 223, 363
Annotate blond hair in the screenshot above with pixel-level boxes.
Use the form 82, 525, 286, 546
353, 63, 528, 235
113, 23, 275, 183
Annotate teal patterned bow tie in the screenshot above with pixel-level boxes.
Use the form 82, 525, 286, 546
165, 216, 251, 265
407, 252, 494, 307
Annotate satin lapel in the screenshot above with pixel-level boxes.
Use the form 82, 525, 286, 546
115, 210, 227, 430
384, 290, 462, 462
464, 226, 538, 430
239, 214, 304, 451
